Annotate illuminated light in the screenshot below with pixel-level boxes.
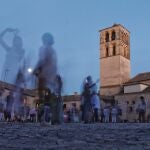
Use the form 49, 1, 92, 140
27, 68, 33, 73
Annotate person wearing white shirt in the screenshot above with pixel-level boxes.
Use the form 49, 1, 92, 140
111, 106, 118, 123
91, 92, 100, 122
103, 106, 110, 123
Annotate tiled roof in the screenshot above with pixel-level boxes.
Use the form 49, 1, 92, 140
124, 72, 150, 85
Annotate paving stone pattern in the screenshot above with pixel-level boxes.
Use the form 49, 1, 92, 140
0, 123, 150, 150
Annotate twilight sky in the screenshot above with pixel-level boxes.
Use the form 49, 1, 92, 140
0, 0, 150, 95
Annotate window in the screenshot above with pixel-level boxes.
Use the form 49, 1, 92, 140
124, 49, 128, 58
106, 47, 109, 57
105, 32, 109, 42
112, 45, 116, 55
122, 49, 124, 56
124, 50, 126, 57
111, 31, 116, 40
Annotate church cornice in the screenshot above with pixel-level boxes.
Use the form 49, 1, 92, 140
99, 24, 130, 33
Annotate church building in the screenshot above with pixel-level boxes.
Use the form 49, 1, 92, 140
99, 24, 150, 122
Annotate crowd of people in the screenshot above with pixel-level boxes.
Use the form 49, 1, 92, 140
63, 103, 121, 124
0, 91, 37, 122
0, 89, 148, 124
0, 89, 63, 124
63, 85, 147, 124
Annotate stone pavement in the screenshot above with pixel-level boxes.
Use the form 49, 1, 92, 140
0, 123, 150, 150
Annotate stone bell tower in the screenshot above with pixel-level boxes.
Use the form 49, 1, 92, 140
100, 24, 131, 96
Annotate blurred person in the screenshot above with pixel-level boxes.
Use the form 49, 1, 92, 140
100, 108, 104, 123
5, 92, 14, 121
0, 91, 4, 121
86, 76, 98, 94
111, 105, 118, 123
33, 32, 57, 102
80, 94, 85, 122
0, 28, 25, 83
82, 76, 99, 123
0, 90, 5, 121
71, 103, 79, 123
29, 107, 37, 122
24, 105, 30, 122
103, 106, 110, 123
82, 78, 92, 123
137, 96, 146, 123
91, 92, 100, 122
43, 103, 51, 123
54, 75, 63, 124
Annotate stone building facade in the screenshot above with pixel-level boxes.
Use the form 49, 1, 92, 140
63, 93, 80, 110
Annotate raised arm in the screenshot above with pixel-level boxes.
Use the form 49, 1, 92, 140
0, 28, 14, 52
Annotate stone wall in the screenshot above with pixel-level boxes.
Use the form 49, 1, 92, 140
100, 86, 121, 96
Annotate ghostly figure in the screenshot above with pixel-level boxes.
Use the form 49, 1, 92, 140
0, 28, 25, 83
82, 76, 98, 123
34, 33, 57, 100
86, 76, 97, 94
54, 75, 63, 124
34, 33, 63, 124
4, 91, 14, 121
55, 75, 63, 96
12, 68, 26, 121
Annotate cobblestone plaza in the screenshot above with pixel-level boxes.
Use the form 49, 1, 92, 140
0, 123, 150, 150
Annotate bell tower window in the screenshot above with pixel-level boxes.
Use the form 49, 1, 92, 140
111, 31, 116, 40
106, 47, 109, 57
113, 45, 116, 55
105, 32, 109, 42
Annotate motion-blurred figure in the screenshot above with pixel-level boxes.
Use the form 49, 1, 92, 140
137, 96, 146, 123
34, 33, 57, 102
111, 105, 118, 123
5, 92, 14, 121
54, 75, 63, 124
12, 68, 26, 121
91, 92, 100, 122
0, 90, 5, 121
0, 28, 25, 83
82, 76, 98, 123
34, 33, 63, 124
103, 106, 110, 123
29, 107, 37, 122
